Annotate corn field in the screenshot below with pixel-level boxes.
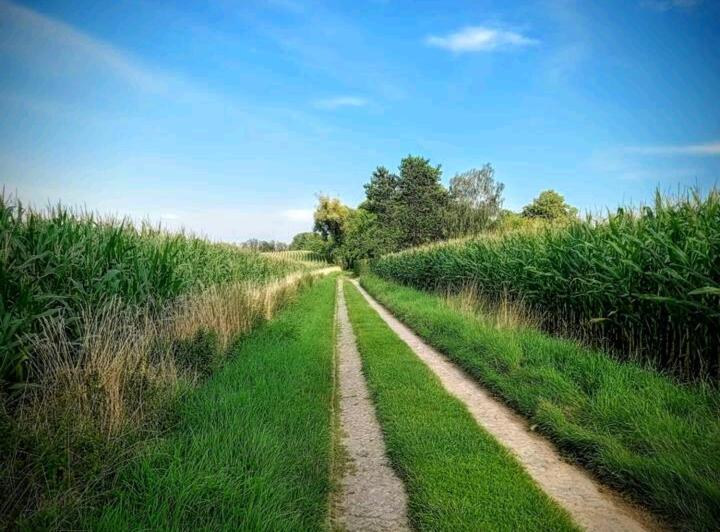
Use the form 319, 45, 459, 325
0, 197, 296, 388
372, 190, 720, 380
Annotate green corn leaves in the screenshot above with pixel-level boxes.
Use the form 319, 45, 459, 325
373, 189, 720, 380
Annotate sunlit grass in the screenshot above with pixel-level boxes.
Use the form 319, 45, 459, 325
360, 273, 720, 530
344, 280, 577, 531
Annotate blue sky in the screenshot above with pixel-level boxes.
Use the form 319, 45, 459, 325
1, 0, 718, 242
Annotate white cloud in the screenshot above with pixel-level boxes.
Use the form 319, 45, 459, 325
160, 213, 180, 220
281, 208, 314, 222
312, 96, 368, 110
426, 26, 538, 53
625, 141, 720, 156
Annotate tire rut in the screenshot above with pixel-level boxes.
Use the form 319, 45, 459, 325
333, 280, 410, 532
352, 279, 663, 532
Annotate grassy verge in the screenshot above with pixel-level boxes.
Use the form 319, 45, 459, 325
360, 273, 720, 531
82, 275, 337, 530
1, 197, 307, 526
343, 280, 577, 531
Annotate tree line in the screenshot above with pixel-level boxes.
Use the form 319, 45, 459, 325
290, 155, 577, 267
240, 239, 289, 252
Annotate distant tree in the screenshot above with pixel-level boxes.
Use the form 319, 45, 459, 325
290, 231, 324, 251
362, 166, 400, 218
241, 239, 288, 251
446, 163, 504, 237
395, 155, 448, 247
336, 208, 399, 269
522, 190, 578, 221
359, 166, 403, 251
313, 196, 352, 245
313, 195, 353, 262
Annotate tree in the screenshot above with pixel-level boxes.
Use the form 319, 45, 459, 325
241, 239, 288, 251
359, 166, 403, 252
447, 163, 504, 237
289, 231, 324, 251
395, 155, 448, 247
522, 190, 578, 221
313, 196, 351, 244
362, 166, 399, 219
313, 195, 352, 262
336, 208, 402, 269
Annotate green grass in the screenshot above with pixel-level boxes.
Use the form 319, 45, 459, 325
83, 275, 337, 531
360, 273, 720, 531
372, 189, 720, 380
343, 280, 577, 531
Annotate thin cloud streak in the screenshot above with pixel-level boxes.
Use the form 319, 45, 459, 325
313, 96, 368, 110
0, 0, 167, 93
625, 141, 720, 156
426, 26, 538, 52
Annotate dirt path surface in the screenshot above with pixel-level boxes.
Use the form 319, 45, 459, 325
334, 281, 410, 531
352, 280, 662, 532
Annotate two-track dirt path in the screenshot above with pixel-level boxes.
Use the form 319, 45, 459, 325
333, 280, 410, 531
351, 279, 662, 532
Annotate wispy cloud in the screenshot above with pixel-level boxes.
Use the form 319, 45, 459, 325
641, 0, 701, 11
625, 140, 720, 156
0, 0, 329, 139
281, 208, 314, 222
426, 26, 538, 53
0, 0, 167, 93
312, 96, 368, 110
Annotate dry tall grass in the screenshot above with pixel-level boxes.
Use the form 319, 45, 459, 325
443, 283, 540, 331
2, 270, 325, 527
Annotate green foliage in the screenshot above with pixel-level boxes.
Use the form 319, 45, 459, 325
289, 231, 324, 251
313, 195, 352, 244
240, 238, 288, 252
359, 274, 720, 531
396, 155, 449, 247
372, 190, 720, 379
446, 163, 505, 237
344, 281, 577, 531
0, 196, 294, 387
335, 209, 382, 268
84, 276, 337, 530
362, 165, 400, 222
522, 189, 578, 220
305, 156, 509, 266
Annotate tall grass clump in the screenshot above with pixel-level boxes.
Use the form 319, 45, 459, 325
0, 196, 309, 528
373, 189, 720, 380
0, 196, 294, 387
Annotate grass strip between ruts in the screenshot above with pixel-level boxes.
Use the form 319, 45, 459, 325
85, 275, 338, 531
359, 273, 720, 531
343, 279, 577, 531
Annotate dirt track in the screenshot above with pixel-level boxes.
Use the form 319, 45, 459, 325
333, 281, 410, 531
352, 279, 662, 532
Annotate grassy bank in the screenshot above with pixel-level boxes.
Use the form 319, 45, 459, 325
359, 273, 720, 531
84, 275, 337, 530
372, 190, 720, 380
0, 197, 309, 528
343, 280, 577, 531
